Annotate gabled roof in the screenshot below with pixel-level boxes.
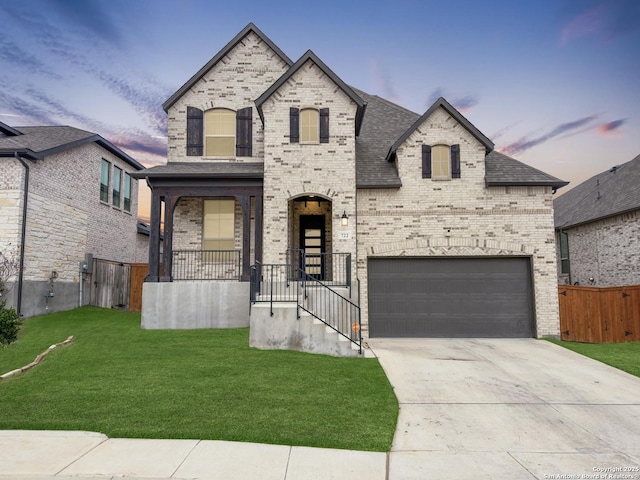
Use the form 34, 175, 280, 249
554, 154, 640, 229
0, 124, 144, 170
485, 150, 568, 189
386, 97, 494, 161
255, 50, 367, 136
162, 23, 293, 112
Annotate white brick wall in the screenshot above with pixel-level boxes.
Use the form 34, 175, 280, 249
0, 159, 24, 258
166, 31, 290, 164
261, 60, 358, 265
558, 211, 640, 286
356, 107, 560, 338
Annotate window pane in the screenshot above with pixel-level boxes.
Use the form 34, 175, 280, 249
203, 200, 235, 250
205, 137, 235, 156
100, 159, 110, 202
301, 109, 319, 142
123, 173, 131, 212
432, 145, 450, 178
205, 109, 235, 156
112, 167, 122, 207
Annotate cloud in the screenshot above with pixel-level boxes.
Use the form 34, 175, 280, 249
0, 32, 61, 79
500, 114, 599, 155
0, 90, 55, 125
425, 88, 478, 112
371, 59, 402, 104
597, 118, 627, 135
561, 0, 640, 44
47, 0, 123, 45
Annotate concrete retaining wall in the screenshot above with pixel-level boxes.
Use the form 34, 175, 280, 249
141, 281, 249, 329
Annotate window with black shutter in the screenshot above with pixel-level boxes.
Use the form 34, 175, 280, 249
186, 106, 203, 156
422, 144, 461, 180
289, 107, 329, 144
319, 108, 329, 143
290, 107, 300, 143
236, 107, 252, 157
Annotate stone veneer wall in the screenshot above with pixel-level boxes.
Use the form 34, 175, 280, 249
2, 143, 141, 316
261, 60, 358, 265
356, 107, 560, 339
558, 211, 640, 287
166, 31, 290, 164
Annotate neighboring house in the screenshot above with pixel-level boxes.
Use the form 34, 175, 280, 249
554, 154, 640, 287
0, 121, 145, 317
136, 23, 567, 354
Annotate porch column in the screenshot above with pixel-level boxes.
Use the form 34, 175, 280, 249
239, 195, 251, 281
146, 189, 162, 282
160, 195, 178, 282
254, 194, 263, 265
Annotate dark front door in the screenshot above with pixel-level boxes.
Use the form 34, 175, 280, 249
300, 215, 325, 279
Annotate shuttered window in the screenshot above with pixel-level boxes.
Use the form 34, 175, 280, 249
422, 144, 461, 180
290, 107, 329, 144
186, 107, 252, 157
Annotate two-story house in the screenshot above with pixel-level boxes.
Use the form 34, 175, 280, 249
0, 121, 145, 317
137, 23, 567, 356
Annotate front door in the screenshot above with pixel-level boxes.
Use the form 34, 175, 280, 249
300, 215, 325, 279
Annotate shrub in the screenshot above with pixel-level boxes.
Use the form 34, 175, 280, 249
0, 299, 20, 346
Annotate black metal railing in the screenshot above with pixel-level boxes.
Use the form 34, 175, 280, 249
286, 249, 352, 289
250, 261, 361, 353
172, 250, 241, 280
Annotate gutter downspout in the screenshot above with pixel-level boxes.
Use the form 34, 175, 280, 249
15, 152, 30, 316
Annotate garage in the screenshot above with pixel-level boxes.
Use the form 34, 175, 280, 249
367, 257, 534, 338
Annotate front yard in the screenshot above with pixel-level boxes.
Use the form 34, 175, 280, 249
546, 339, 640, 378
0, 307, 398, 452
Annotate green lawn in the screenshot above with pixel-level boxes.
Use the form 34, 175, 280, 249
0, 307, 398, 451
545, 339, 640, 378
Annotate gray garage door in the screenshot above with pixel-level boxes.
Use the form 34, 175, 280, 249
368, 257, 534, 338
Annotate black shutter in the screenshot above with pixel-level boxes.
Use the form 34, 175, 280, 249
236, 107, 252, 157
290, 107, 299, 143
451, 144, 461, 178
319, 108, 329, 143
422, 145, 432, 178
186, 106, 203, 156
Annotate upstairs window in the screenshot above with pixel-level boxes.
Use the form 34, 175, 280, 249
290, 107, 329, 144
100, 159, 110, 202
301, 108, 319, 143
186, 106, 252, 157
205, 108, 235, 156
123, 173, 132, 212
112, 166, 122, 208
422, 144, 461, 179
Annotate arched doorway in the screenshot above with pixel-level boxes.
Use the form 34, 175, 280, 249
288, 195, 332, 280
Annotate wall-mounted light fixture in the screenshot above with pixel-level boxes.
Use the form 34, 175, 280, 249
341, 211, 349, 226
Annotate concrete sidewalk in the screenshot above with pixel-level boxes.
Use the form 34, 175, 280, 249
0, 430, 387, 480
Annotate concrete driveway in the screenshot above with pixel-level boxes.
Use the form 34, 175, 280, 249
369, 338, 640, 480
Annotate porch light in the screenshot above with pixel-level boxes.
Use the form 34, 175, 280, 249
341, 211, 349, 226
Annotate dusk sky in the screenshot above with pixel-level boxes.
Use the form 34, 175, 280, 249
1, 0, 639, 221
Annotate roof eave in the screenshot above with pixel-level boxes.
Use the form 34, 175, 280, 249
556, 205, 640, 230
163, 23, 293, 112
486, 179, 570, 189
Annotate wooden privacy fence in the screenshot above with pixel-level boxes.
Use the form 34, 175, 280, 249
558, 285, 640, 343
91, 259, 131, 310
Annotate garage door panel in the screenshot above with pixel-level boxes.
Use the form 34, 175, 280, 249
368, 257, 534, 338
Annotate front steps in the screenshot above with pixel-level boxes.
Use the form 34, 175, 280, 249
249, 302, 363, 358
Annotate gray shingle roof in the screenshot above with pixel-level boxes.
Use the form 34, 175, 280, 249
132, 162, 264, 179
485, 150, 568, 189
0, 123, 143, 170
554, 154, 640, 229
353, 89, 419, 188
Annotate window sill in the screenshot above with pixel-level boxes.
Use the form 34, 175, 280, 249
431, 176, 452, 181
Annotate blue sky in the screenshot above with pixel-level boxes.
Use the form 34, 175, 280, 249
1, 0, 639, 220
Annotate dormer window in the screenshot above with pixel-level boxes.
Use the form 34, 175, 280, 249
290, 107, 329, 144
422, 144, 461, 180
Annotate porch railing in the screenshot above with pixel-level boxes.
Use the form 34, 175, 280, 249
286, 249, 352, 290
250, 262, 361, 353
172, 250, 241, 280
